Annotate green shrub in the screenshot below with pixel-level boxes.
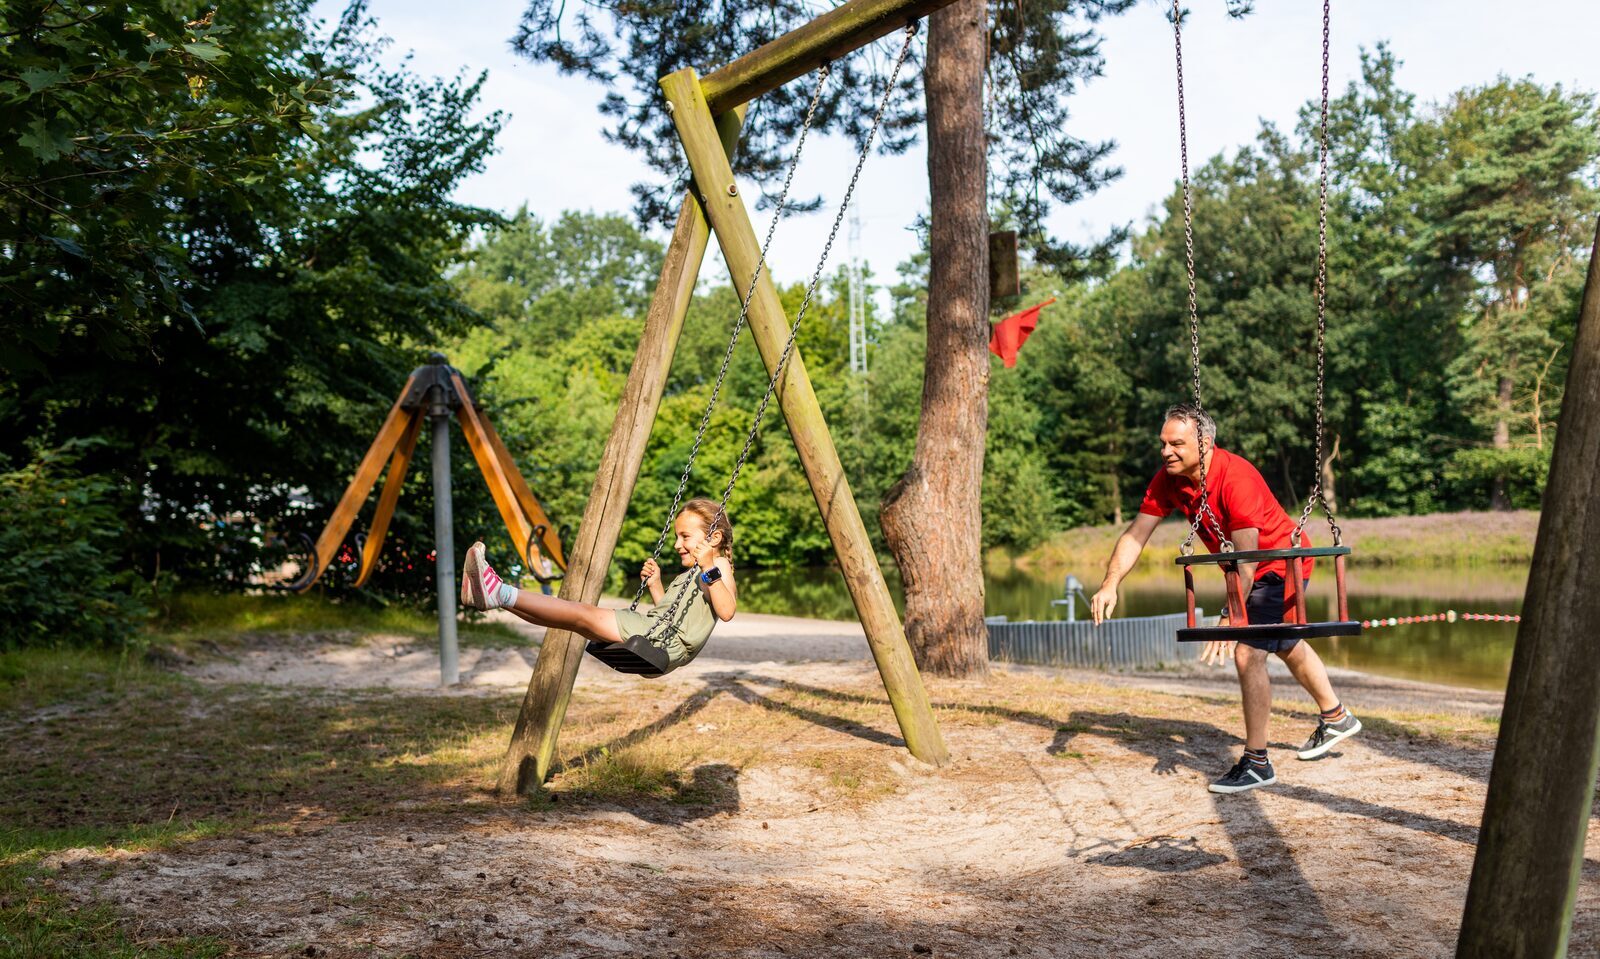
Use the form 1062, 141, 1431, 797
0, 445, 147, 649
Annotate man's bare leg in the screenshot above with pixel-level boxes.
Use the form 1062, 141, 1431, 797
1276, 640, 1340, 712
1234, 643, 1273, 751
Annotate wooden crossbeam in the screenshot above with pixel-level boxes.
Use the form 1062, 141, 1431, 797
700, 0, 959, 113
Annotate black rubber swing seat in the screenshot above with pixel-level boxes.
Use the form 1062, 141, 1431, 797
1176, 621, 1364, 643
585, 635, 674, 678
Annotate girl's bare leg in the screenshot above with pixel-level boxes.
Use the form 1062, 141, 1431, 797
502, 592, 622, 645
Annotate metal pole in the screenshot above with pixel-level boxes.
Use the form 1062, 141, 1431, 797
429, 385, 459, 686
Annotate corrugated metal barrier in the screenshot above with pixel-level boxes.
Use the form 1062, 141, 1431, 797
986, 612, 1209, 669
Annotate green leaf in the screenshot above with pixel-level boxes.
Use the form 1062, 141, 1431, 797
48, 236, 86, 258
182, 42, 226, 62
20, 66, 71, 93
18, 118, 74, 162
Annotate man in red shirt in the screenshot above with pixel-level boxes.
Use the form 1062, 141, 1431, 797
1089, 404, 1361, 794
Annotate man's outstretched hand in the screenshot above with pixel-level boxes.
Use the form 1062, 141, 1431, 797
1089, 585, 1118, 625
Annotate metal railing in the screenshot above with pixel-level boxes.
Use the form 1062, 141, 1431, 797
986, 612, 1208, 670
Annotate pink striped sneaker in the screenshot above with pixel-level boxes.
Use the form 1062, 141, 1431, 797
460, 541, 506, 611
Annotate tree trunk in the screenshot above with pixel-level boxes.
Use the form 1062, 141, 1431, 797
1491, 374, 1514, 510
1108, 422, 1123, 526
1320, 433, 1340, 516
1110, 465, 1123, 527
879, 0, 989, 678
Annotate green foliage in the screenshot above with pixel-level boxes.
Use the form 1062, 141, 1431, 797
0, 445, 147, 649
1064, 49, 1596, 519
2, 0, 503, 608
0, 0, 331, 373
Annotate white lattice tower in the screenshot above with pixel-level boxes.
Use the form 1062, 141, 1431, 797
847, 204, 866, 375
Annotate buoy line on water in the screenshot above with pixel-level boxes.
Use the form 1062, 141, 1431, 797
1359, 610, 1521, 629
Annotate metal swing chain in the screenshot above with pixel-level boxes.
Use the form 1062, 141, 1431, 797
643, 21, 919, 639
629, 60, 836, 611
1293, 0, 1343, 547
1171, 0, 1232, 556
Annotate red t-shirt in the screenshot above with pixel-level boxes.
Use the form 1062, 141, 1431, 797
1138, 447, 1312, 581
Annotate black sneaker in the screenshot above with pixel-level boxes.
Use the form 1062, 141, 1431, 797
1208, 758, 1276, 794
1297, 713, 1362, 760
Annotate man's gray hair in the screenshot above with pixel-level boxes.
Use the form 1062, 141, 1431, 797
1163, 403, 1217, 445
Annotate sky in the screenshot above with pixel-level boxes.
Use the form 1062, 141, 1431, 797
311, 0, 1600, 293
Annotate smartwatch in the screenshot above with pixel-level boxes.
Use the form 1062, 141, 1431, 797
698, 566, 723, 587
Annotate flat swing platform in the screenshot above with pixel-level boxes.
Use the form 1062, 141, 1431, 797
1175, 544, 1362, 643
1176, 620, 1363, 643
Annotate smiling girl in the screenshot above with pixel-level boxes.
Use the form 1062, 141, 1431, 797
460, 498, 737, 671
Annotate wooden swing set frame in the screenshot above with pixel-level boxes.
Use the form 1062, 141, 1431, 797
495, 0, 965, 794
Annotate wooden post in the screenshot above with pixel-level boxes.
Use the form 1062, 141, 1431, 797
451, 370, 539, 569
661, 68, 949, 768
495, 108, 748, 795
1457, 219, 1600, 957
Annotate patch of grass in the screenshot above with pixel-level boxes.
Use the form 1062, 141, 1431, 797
0, 647, 185, 715
0, 820, 235, 959
3, 655, 516, 849
146, 591, 524, 649
558, 746, 716, 804
0, 861, 228, 959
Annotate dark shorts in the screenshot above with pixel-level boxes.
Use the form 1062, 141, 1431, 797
1241, 572, 1308, 654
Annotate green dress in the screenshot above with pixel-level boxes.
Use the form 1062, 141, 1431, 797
612, 568, 718, 669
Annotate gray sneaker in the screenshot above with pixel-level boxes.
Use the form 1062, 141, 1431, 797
1297, 713, 1361, 760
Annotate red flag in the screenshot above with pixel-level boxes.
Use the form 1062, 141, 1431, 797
988, 297, 1055, 368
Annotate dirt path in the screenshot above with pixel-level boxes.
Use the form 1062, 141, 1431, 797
187, 600, 1504, 718
38, 612, 1597, 959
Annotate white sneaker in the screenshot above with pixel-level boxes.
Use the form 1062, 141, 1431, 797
460, 541, 505, 611
1297, 713, 1362, 760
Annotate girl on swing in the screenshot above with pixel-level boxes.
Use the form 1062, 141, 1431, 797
460, 498, 737, 672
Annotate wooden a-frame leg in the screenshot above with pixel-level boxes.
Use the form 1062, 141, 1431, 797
296, 376, 419, 592
494, 107, 749, 795
354, 411, 424, 588
451, 372, 538, 570
478, 411, 567, 572
661, 68, 949, 768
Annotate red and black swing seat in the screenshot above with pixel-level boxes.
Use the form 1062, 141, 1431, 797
1175, 545, 1362, 643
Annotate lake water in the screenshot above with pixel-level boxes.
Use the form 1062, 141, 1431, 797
733, 560, 1529, 691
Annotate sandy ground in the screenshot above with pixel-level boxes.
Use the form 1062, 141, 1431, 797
36, 607, 1600, 959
